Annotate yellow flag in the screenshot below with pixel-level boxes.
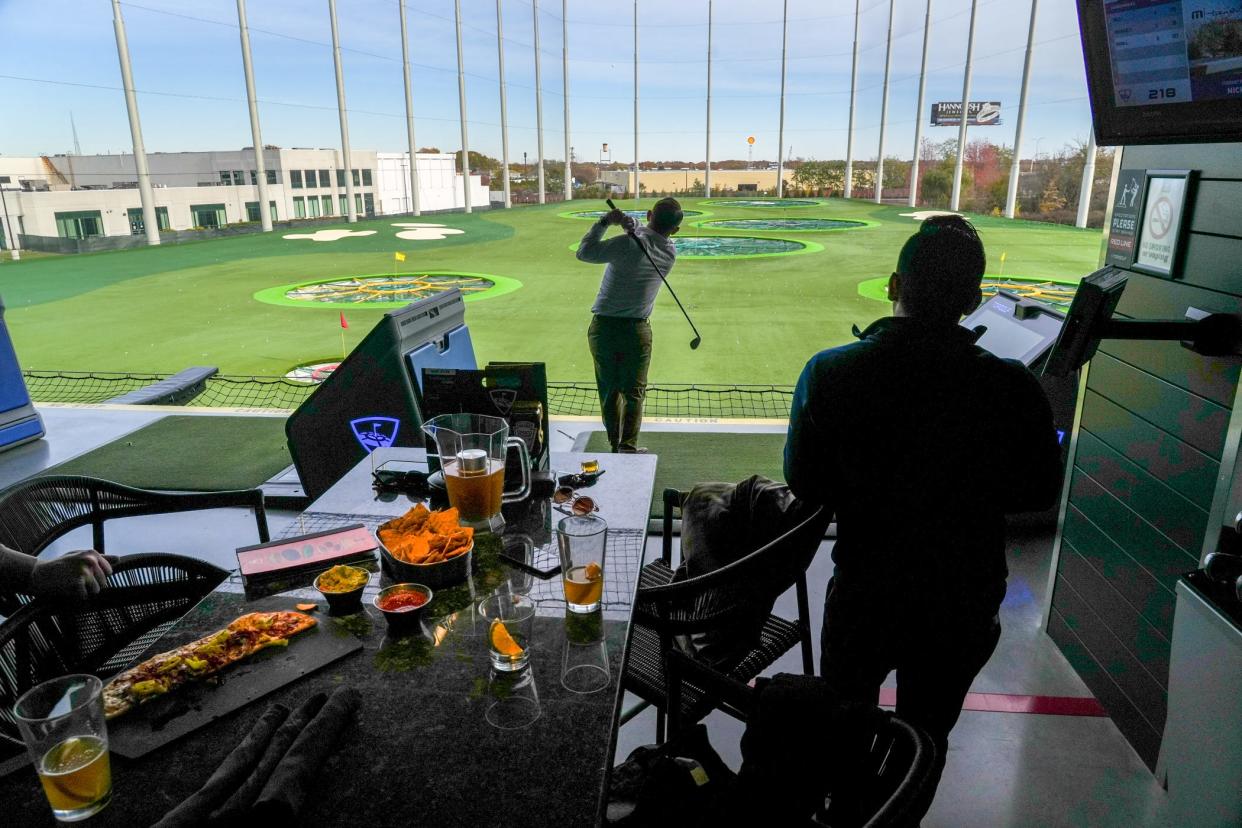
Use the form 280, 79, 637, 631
394, 251, 406, 262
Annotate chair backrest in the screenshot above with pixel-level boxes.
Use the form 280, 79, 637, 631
636, 501, 828, 634
0, 553, 227, 747
0, 475, 111, 559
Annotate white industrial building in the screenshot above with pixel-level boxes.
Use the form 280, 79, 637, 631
0, 148, 487, 245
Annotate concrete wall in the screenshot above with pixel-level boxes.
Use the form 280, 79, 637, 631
375, 153, 487, 214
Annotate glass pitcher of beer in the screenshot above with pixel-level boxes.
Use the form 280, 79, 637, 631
422, 413, 531, 531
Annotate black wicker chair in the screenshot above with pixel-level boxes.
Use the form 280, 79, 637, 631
668, 650, 938, 828
0, 474, 267, 613
0, 553, 227, 749
621, 488, 829, 742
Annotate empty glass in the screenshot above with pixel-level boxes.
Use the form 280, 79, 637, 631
485, 666, 541, 730
561, 610, 610, 694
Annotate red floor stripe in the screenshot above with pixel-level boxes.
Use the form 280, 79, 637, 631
876, 687, 1107, 717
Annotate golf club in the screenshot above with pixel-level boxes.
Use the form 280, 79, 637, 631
606, 199, 702, 350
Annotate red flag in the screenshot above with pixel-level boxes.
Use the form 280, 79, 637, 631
339, 311, 349, 329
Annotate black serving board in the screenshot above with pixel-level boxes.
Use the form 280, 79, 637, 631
108, 622, 362, 759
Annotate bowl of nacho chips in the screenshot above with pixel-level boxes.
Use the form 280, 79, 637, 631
376, 504, 475, 589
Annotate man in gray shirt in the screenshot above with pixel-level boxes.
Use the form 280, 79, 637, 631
576, 198, 682, 452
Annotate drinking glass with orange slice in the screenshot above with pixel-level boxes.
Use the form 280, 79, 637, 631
480, 592, 535, 672
557, 515, 607, 614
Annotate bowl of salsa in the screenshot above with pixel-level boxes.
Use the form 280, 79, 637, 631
374, 583, 434, 629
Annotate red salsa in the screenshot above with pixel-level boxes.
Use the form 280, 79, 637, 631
378, 591, 429, 613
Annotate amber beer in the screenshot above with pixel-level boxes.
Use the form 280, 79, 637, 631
443, 451, 506, 525
38, 736, 111, 815
562, 565, 603, 610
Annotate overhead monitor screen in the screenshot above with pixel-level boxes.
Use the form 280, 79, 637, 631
1104, 1, 1242, 109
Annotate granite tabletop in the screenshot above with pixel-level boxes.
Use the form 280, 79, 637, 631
0, 450, 657, 827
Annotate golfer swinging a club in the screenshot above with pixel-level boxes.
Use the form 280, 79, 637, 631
576, 197, 683, 453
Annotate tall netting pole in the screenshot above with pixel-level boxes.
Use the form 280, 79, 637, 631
704, 0, 713, 198
874, 0, 895, 204
562, 0, 571, 202
776, 0, 789, 198
634, 0, 640, 203
237, 0, 272, 232
328, 0, 357, 222
399, 0, 422, 216
844, 0, 860, 199
1005, 0, 1039, 219
110, 0, 160, 245
1076, 130, 1097, 228
950, 0, 980, 212
497, 0, 512, 209
908, 0, 933, 207
454, 0, 473, 213
533, 0, 546, 204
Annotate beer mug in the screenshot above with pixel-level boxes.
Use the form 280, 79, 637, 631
422, 413, 531, 532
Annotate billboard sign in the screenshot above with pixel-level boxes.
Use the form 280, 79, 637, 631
931, 101, 1002, 126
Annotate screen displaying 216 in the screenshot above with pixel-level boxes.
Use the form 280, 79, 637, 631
1105, 0, 1242, 107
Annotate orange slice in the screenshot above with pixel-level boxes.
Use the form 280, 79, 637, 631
490, 619, 524, 658
585, 562, 602, 581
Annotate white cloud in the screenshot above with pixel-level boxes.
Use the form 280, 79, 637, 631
283, 229, 378, 242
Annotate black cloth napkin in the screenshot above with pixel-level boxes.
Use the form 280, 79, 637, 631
150, 703, 290, 828
250, 686, 361, 820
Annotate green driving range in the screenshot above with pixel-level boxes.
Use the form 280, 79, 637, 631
0, 198, 1102, 386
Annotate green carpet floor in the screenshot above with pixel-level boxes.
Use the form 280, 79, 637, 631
583, 430, 787, 517
46, 415, 291, 492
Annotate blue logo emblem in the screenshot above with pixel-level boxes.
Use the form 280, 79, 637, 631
350, 416, 400, 451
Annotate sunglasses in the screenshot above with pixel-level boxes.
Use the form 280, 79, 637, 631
553, 486, 599, 516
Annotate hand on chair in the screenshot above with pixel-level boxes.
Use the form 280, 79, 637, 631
30, 550, 117, 600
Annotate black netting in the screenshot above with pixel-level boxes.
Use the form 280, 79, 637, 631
672, 236, 804, 256
700, 218, 866, 231
24, 372, 794, 419
701, 199, 820, 208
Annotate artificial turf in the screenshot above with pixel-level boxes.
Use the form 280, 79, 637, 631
0, 199, 1102, 387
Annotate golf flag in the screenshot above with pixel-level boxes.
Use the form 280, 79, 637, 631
394, 251, 406, 262
999, 251, 1007, 277
339, 311, 349, 329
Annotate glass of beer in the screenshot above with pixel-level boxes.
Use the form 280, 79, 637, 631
422, 413, 531, 532
14, 674, 112, 822
557, 514, 607, 613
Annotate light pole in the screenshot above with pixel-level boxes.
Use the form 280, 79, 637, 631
0, 184, 19, 261
1031, 137, 1045, 172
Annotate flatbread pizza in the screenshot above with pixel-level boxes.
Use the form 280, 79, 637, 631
102, 611, 316, 720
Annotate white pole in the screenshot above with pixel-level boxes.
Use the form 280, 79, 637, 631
950, 0, 979, 212
533, 0, 545, 204
1076, 131, 1097, 228
399, 0, 422, 216
237, 0, 272, 232
110, 0, 160, 245
908, 0, 932, 207
844, 0, 860, 199
454, 0, 473, 213
562, 0, 571, 202
704, 0, 712, 198
1006, 0, 1039, 219
875, 0, 895, 204
328, 0, 357, 223
634, 0, 640, 202
776, 0, 788, 199
496, 0, 512, 209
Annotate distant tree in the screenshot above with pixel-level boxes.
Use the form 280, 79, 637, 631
418, 146, 441, 153
882, 156, 910, 191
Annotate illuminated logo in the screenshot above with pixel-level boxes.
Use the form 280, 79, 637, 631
350, 417, 400, 451
489, 389, 517, 416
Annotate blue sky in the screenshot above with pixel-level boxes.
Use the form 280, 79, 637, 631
0, 0, 1095, 165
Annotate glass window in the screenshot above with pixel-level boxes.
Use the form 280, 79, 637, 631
249, 170, 257, 185
363, 192, 375, 216
307, 195, 321, 218
54, 210, 103, 239
189, 203, 226, 229
232, 170, 244, 185
266, 169, 277, 185
339, 194, 348, 214
290, 170, 303, 189
355, 193, 363, 214
319, 169, 330, 188
336, 169, 345, 188
127, 206, 171, 234
352, 169, 361, 187
362, 169, 373, 187
293, 196, 306, 219
321, 195, 333, 215
269, 200, 278, 221
304, 169, 317, 188
219, 171, 231, 184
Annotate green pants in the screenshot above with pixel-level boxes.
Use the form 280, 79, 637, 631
587, 315, 652, 452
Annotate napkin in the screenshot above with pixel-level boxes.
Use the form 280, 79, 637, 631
250, 686, 361, 820
151, 703, 290, 828
208, 690, 329, 822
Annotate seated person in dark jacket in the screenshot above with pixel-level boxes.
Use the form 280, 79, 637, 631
783, 215, 1062, 820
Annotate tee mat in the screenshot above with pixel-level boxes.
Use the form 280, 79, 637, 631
107, 606, 362, 759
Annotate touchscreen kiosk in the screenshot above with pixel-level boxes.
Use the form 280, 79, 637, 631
1042, 267, 1129, 378
285, 290, 477, 500
961, 292, 1065, 368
